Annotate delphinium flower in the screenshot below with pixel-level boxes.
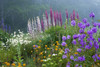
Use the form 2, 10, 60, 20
93, 22, 97, 27
85, 22, 90, 27
78, 22, 83, 28
66, 62, 70, 67
98, 23, 100, 28
71, 20, 76, 26
73, 34, 78, 39
80, 24, 86, 29
82, 18, 87, 23
37, 16, 42, 32
67, 35, 71, 39
89, 12, 95, 18
62, 36, 67, 41
94, 40, 99, 50
72, 40, 77, 45
62, 55, 67, 59
61, 42, 66, 46
78, 56, 85, 61
91, 27, 97, 33
98, 38, 100, 42
70, 55, 74, 60
79, 29, 84, 34
77, 48, 82, 53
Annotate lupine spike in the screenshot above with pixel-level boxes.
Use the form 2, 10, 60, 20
66, 10, 68, 20
41, 19, 44, 32
70, 14, 73, 21
50, 8, 53, 26
73, 10, 75, 20
59, 12, 62, 27
77, 13, 79, 21
56, 11, 59, 25
45, 10, 49, 28
54, 11, 57, 26
37, 16, 41, 33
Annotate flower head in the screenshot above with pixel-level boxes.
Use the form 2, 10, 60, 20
61, 42, 66, 46
67, 35, 71, 39
62, 36, 67, 41
89, 12, 95, 18
71, 20, 76, 26
62, 55, 67, 59
82, 18, 87, 23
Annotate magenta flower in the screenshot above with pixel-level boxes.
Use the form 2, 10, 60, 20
41, 19, 44, 32
50, 8, 53, 26
54, 11, 57, 26
66, 10, 68, 20
77, 13, 79, 21
59, 12, 62, 27
71, 20, 76, 26
73, 10, 75, 20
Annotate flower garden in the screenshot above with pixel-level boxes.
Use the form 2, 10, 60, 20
0, 9, 100, 67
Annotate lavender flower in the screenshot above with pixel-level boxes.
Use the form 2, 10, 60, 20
79, 29, 84, 33
93, 22, 97, 27
71, 20, 76, 26
98, 23, 100, 28
73, 34, 78, 39
98, 38, 100, 42
78, 56, 85, 61
85, 22, 90, 27
67, 35, 71, 39
78, 22, 83, 28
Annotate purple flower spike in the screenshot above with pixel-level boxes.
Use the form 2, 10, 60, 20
89, 12, 95, 18
79, 29, 84, 33
61, 42, 66, 46
66, 10, 68, 20
50, 8, 53, 26
77, 13, 79, 21
62, 36, 67, 41
78, 56, 85, 61
73, 10, 75, 20
59, 12, 62, 27
71, 20, 76, 26
54, 11, 57, 26
82, 18, 87, 23
62, 55, 67, 59
41, 19, 44, 32
98, 23, 100, 28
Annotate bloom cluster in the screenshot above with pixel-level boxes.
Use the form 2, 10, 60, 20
6, 30, 31, 46
61, 12, 100, 67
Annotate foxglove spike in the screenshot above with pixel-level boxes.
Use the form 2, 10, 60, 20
37, 16, 42, 32
77, 13, 79, 21
41, 19, 44, 32
50, 8, 53, 26
66, 10, 68, 20
59, 12, 62, 27
70, 14, 73, 21
45, 10, 49, 28
73, 10, 75, 20
54, 11, 57, 26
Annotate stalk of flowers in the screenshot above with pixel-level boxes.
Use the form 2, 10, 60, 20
50, 8, 53, 26
45, 10, 49, 29
61, 12, 100, 67
37, 16, 42, 33
59, 12, 62, 27
43, 14, 48, 30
